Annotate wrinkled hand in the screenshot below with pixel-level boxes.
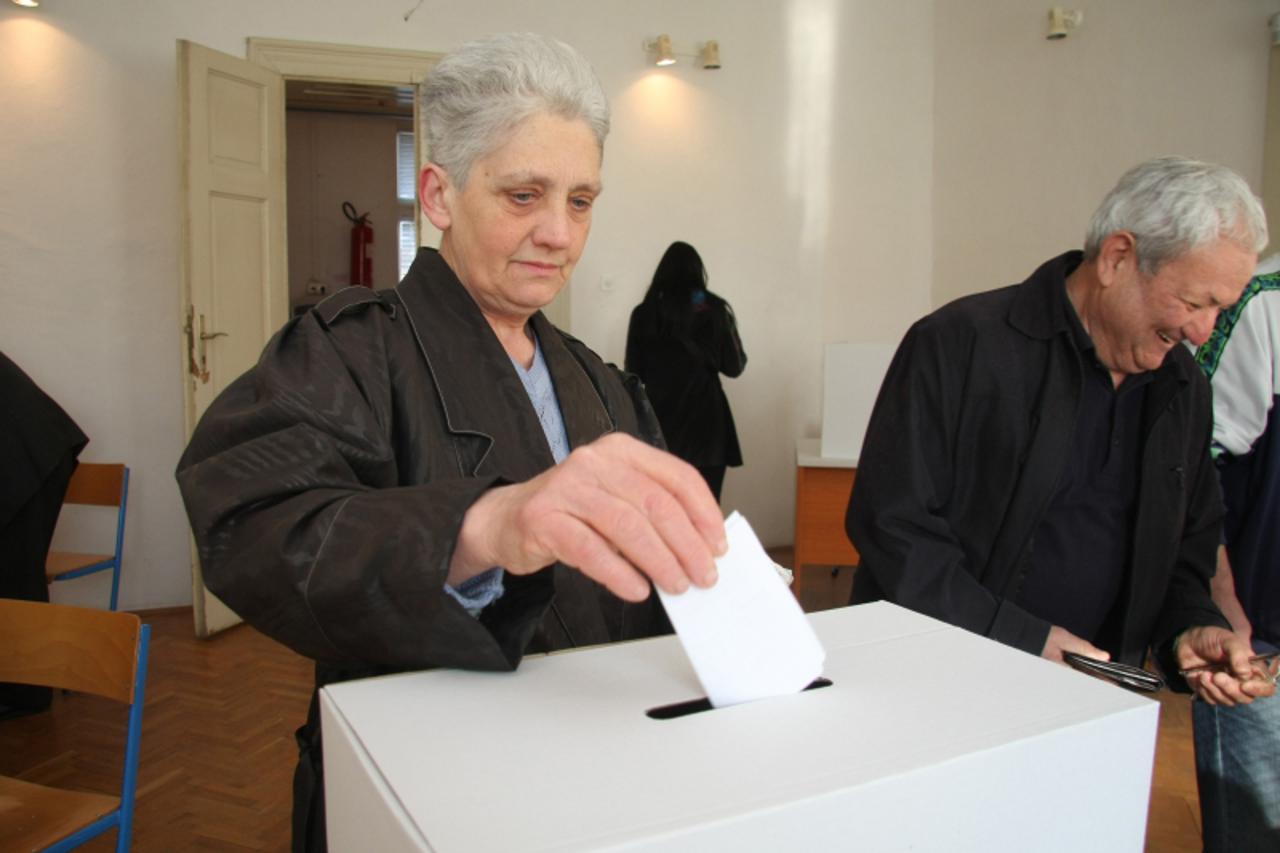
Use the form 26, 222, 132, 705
448, 433, 726, 601
1176, 625, 1276, 706
1042, 625, 1110, 664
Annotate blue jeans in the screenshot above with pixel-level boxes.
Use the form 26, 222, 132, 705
1192, 652, 1280, 853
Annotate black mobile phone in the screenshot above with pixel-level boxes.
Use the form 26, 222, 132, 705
1063, 652, 1164, 693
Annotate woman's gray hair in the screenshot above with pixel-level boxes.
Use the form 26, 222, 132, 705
1084, 156, 1268, 275
420, 32, 610, 187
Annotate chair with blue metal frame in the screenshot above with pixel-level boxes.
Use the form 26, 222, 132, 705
45, 463, 130, 611
0, 599, 149, 852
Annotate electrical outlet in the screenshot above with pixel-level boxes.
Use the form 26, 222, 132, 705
306, 282, 328, 296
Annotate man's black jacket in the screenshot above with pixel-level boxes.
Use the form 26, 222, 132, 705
848, 252, 1229, 674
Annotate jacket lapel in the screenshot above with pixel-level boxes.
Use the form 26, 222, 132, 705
394, 249, 635, 648
988, 255, 1083, 593
394, 249, 552, 480
1139, 356, 1188, 439
988, 337, 1081, 594
1120, 351, 1193, 655
394, 250, 619, 475
531, 313, 615, 449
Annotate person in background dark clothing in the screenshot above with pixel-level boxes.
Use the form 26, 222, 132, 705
626, 241, 747, 501
0, 351, 87, 717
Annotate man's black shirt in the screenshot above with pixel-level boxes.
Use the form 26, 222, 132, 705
1016, 289, 1152, 652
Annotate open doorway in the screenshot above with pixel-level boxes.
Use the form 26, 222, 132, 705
247, 37, 571, 329
285, 81, 418, 314
246, 36, 443, 315
179, 39, 440, 638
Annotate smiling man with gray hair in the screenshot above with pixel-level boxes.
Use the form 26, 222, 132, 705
848, 156, 1276, 708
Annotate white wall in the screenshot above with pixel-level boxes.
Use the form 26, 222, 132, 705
1, 0, 1275, 610
934, 0, 1278, 307
579, 0, 935, 551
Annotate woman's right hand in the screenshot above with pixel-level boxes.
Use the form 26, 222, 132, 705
447, 433, 726, 600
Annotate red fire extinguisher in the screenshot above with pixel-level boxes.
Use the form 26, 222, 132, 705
343, 201, 374, 288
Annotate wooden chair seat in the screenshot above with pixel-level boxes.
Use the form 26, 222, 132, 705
46, 551, 114, 580
0, 775, 120, 851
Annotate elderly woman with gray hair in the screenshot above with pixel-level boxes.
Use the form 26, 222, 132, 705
177, 33, 723, 851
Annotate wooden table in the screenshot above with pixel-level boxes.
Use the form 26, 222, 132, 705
794, 439, 860, 584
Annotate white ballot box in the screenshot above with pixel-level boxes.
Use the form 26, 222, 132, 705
321, 602, 1158, 853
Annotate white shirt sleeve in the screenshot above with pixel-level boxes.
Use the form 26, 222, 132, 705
1210, 288, 1280, 457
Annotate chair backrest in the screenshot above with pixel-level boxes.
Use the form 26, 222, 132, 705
0, 598, 149, 852
49, 462, 130, 611
64, 463, 127, 508
0, 598, 141, 704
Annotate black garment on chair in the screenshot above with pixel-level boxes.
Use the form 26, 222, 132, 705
0, 351, 87, 713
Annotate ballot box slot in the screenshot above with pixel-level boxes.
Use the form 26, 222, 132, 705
645, 677, 833, 720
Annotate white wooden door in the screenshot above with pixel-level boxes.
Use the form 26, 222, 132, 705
179, 40, 288, 637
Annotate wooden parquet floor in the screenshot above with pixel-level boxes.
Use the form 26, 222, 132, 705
1, 559, 1203, 852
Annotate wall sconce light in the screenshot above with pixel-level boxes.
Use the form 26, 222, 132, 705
1047, 8, 1083, 40
11, 0, 42, 6
646, 34, 677, 66
700, 41, 722, 70
644, 34, 722, 69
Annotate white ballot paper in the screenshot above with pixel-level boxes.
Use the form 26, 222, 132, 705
656, 511, 826, 707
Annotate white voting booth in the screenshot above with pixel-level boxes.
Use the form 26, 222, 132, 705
322, 602, 1159, 852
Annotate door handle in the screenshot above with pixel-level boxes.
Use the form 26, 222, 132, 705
184, 307, 227, 384
196, 314, 227, 382
198, 311, 228, 343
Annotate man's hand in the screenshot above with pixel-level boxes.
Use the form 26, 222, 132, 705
448, 433, 726, 601
1042, 625, 1110, 664
1176, 625, 1276, 706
